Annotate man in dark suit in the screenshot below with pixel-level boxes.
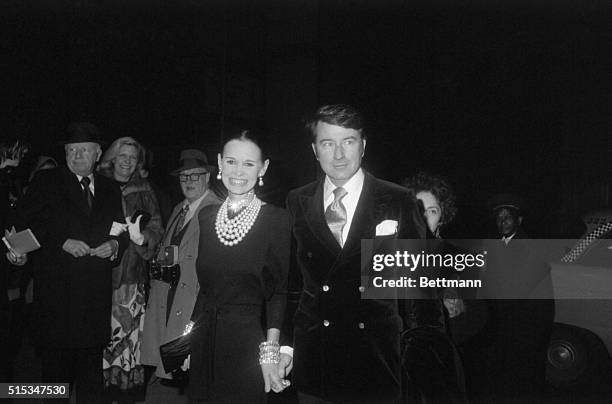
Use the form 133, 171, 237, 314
280, 104, 439, 403
9, 123, 127, 403
468, 194, 554, 403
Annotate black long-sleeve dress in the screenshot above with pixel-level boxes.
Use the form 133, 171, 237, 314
189, 203, 291, 403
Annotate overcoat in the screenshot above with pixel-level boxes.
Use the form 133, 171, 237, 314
141, 190, 221, 377
14, 166, 126, 348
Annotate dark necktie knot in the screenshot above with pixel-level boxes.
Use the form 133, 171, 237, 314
80, 176, 90, 188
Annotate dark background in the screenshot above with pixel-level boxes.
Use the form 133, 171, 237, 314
2, 0, 611, 237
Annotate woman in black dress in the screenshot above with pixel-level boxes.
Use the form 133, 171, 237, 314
187, 130, 291, 403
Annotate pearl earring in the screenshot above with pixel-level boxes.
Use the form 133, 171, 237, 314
217, 169, 222, 180
258, 176, 264, 186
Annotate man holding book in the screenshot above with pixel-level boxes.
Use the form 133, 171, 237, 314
7, 122, 127, 403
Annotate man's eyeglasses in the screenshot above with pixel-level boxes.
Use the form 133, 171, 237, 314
179, 172, 208, 182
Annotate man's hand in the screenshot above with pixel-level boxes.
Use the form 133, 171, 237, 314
125, 215, 145, 246
62, 239, 91, 257
90, 240, 118, 259
278, 352, 293, 378
6, 250, 27, 266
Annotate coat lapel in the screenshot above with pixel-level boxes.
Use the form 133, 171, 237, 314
179, 191, 222, 251
300, 179, 342, 256
342, 174, 377, 256
163, 205, 182, 246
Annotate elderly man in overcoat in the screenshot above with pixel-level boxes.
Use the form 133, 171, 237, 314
141, 149, 222, 381
10, 122, 127, 403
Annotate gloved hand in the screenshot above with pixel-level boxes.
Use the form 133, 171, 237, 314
125, 215, 145, 246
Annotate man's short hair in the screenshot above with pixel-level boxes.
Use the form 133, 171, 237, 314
306, 104, 366, 142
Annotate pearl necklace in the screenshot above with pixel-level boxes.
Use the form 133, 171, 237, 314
215, 196, 262, 246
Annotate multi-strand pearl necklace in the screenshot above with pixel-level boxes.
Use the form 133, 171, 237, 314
215, 195, 262, 246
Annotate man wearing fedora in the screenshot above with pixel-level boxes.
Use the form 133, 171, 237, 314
9, 122, 127, 403
141, 149, 222, 383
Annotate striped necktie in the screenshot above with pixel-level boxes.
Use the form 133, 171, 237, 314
174, 204, 190, 237
325, 187, 348, 246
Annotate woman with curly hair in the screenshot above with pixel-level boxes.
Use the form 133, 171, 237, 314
98, 137, 164, 403
402, 172, 457, 239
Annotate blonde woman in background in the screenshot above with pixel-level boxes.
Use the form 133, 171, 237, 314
98, 137, 164, 403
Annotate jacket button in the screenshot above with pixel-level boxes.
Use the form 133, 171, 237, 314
307, 251, 313, 258
176, 311, 182, 316
322, 285, 330, 292
323, 320, 330, 327
181, 282, 187, 288
358, 322, 365, 329
358, 286, 365, 293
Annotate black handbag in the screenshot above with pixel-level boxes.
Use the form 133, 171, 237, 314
159, 332, 191, 374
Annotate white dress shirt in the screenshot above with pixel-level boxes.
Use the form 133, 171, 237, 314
322, 169, 365, 246
181, 190, 210, 225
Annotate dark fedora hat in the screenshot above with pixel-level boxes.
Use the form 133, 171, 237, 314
170, 149, 215, 175
60, 122, 105, 146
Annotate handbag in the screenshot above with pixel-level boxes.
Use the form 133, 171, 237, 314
159, 332, 191, 374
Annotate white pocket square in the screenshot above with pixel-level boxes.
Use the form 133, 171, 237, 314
375, 220, 398, 236
109, 221, 127, 236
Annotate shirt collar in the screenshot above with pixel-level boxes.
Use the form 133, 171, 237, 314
323, 168, 365, 202
75, 173, 94, 184
502, 231, 517, 244
184, 189, 209, 211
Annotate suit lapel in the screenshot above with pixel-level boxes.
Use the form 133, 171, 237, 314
300, 179, 341, 256
342, 174, 376, 256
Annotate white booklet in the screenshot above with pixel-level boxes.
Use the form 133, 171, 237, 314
3, 227, 41, 255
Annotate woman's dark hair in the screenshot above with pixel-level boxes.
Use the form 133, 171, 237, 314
402, 172, 457, 227
221, 129, 268, 161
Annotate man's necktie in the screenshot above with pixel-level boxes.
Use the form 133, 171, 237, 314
325, 187, 348, 246
561, 222, 612, 263
174, 204, 190, 236
80, 176, 93, 210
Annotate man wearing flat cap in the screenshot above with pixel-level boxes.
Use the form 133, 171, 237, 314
142, 149, 222, 381
8, 122, 127, 403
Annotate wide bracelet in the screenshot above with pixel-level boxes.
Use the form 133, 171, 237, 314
259, 341, 280, 365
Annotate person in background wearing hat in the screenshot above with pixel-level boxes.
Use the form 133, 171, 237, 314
141, 149, 221, 386
467, 194, 554, 403
7, 122, 127, 403
492, 194, 527, 243
97, 137, 164, 403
